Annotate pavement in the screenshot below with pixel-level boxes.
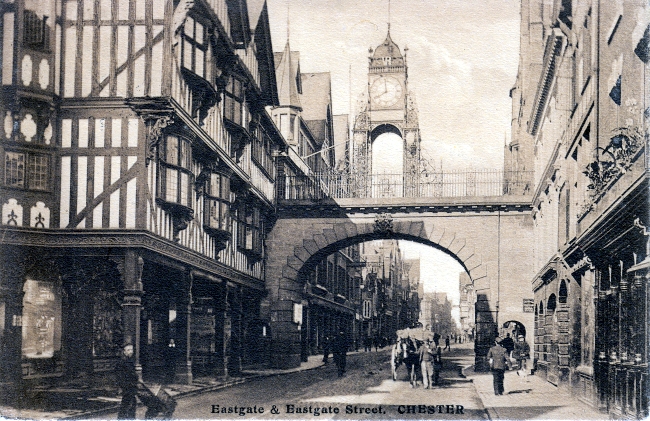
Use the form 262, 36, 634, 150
0, 343, 610, 420
462, 363, 609, 420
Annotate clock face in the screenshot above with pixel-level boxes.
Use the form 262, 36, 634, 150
370, 76, 403, 108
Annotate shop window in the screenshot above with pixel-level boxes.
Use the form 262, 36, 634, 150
4, 151, 50, 191
22, 278, 61, 359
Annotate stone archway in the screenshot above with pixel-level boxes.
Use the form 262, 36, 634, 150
262, 210, 534, 369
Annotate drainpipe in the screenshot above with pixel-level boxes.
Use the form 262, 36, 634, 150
497, 209, 501, 329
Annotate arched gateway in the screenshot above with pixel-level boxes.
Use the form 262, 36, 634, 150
263, 27, 535, 371
263, 196, 535, 370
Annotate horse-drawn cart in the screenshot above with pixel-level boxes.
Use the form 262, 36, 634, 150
391, 328, 434, 385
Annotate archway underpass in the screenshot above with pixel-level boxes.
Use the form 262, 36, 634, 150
262, 201, 535, 371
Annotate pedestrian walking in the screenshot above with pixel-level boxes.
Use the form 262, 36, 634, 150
487, 338, 508, 395
322, 336, 331, 364
443, 335, 451, 351
501, 333, 515, 369
332, 331, 348, 377
433, 332, 440, 348
513, 335, 531, 381
419, 340, 435, 389
116, 342, 138, 419
432, 346, 443, 385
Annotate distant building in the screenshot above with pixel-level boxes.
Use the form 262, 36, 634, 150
458, 272, 475, 340
420, 292, 454, 338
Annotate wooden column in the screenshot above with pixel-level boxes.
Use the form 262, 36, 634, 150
0, 259, 25, 401
121, 250, 144, 381
174, 271, 193, 384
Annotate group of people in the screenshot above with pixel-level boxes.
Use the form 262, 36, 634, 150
487, 334, 531, 396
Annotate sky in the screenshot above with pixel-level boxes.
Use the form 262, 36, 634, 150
266, 0, 522, 170
266, 0, 522, 324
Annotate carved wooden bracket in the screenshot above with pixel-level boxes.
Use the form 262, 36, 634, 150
145, 115, 174, 166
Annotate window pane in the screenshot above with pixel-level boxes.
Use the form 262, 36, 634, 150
183, 39, 192, 70
28, 154, 49, 190
195, 21, 203, 44
166, 136, 179, 165
184, 17, 194, 38
5, 152, 25, 187
165, 168, 178, 202
209, 173, 221, 197
180, 171, 189, 206
196, 48, 204, 77
180, 138, 191, 168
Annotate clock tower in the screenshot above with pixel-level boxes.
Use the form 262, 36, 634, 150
351, 26, 422, 197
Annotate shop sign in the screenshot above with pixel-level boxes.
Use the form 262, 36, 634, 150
523, 298, 535, 313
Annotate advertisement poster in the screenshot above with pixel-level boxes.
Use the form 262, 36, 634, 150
0, 0, 648, 420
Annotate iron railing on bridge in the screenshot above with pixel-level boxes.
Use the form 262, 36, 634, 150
277, 170, 533, 201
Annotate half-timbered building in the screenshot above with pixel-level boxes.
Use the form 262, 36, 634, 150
0, 0, 287, 392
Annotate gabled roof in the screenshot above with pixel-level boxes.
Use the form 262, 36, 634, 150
246, 0, 266, 31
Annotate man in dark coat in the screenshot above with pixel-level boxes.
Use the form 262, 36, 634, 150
116, 342, 138, 419
487, 338, 509, 395
332, 331, 348, 377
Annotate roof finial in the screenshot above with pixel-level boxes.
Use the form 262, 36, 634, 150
388, 0, 391, 33
286, 0, 290, 44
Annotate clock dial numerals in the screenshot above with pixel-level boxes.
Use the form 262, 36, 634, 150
370, 76, 403, 108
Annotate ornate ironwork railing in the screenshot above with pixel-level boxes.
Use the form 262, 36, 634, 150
277, 170, 533, 201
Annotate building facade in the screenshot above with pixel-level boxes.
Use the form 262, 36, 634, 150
0, 0, 291, 393
507, 0, 649, 417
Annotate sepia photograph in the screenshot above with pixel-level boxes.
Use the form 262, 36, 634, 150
0, 0, 648, 419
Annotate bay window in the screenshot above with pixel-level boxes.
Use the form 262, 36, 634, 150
158, 134, 193, 208
236, 200, 263, 259
224, 77, 250, 129
251, 125, 275, 178
201, 168, 232, 254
